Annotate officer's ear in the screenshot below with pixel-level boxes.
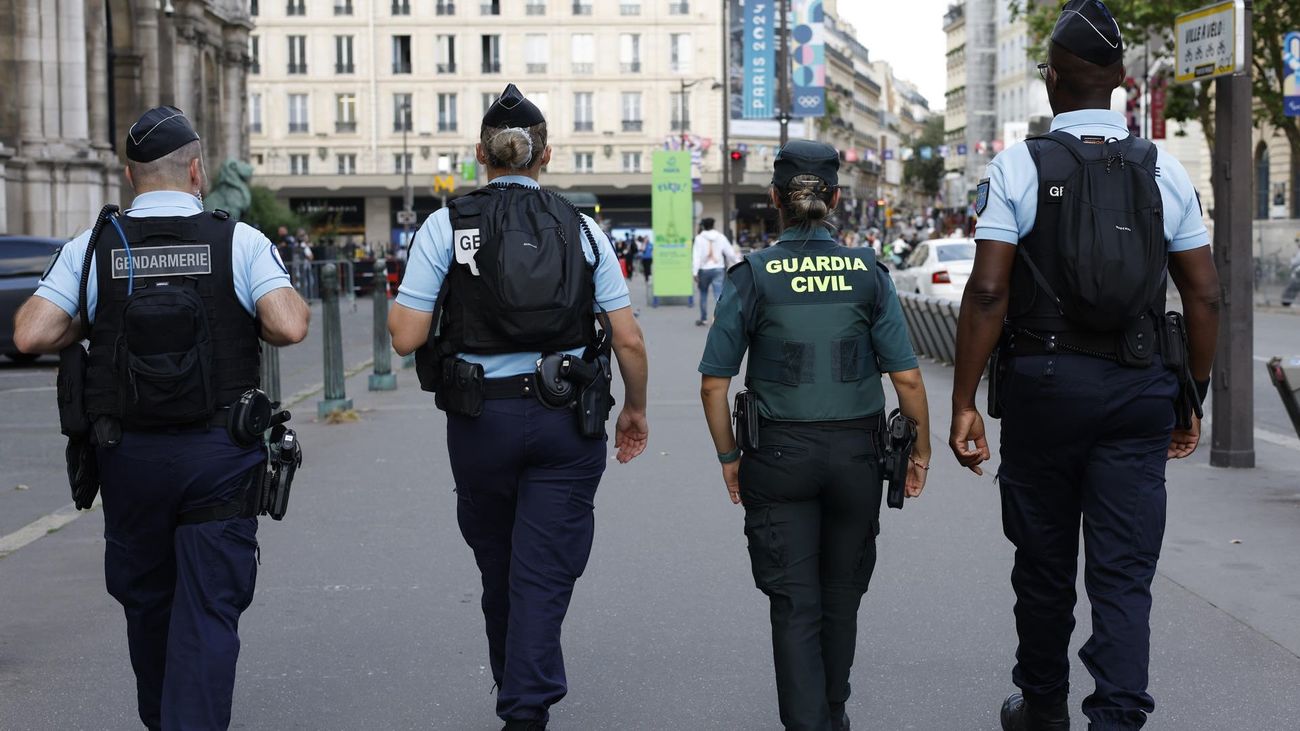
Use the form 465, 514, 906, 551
189, 156, 206, 194
125, 164, 137, 193
830, 188, 842, 211
475, 143, 488, 166
537, 145, 552, 170
768, 186, 781, 209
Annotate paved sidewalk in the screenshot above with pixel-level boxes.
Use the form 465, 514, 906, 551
1, 279, 1299, 729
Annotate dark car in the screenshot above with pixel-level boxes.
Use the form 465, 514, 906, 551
0, 235, 65, 362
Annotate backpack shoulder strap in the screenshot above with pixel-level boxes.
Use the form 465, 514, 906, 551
1026, 131, 1089, 166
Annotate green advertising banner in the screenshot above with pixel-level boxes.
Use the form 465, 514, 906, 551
651, 151, 694, 299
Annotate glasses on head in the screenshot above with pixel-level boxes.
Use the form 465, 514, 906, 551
1037, 63, 1051, 81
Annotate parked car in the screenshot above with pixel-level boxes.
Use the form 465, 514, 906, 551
0, 236, 65, 362
889, 238, 977, 301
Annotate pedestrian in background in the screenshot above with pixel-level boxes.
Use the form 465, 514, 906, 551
387, 84, 650, 731
12, 107, 310, 730
698, 140, 931, 731
622, 234, 639, 280
639, 235, 653, 282
948, 2, 1221, 728
692, 217, 735, 326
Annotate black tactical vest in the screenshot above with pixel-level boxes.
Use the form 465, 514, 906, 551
742, 239, 886, 422
438, 185, 597, 355
85, 211, 260, 425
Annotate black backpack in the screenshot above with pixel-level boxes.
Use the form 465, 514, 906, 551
116, 281, 215, 427
1020, 131, 1166, 332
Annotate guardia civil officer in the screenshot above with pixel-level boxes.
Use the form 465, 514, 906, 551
947, 3, 1222, 728
13, 107, 311, 730
698, 140, 932, 731
387, 84, 650, 731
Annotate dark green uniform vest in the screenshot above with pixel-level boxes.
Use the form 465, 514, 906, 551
742, 243, 884, 421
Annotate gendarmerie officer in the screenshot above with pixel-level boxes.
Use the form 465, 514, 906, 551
698, 140, 932, 731
947, 2, 1221, 728
387, 84, 650, 731
13, 107, 311, 730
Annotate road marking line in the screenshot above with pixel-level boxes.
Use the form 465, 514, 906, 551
1255, 427, 1300, 452
0, 386, 56, 394
0, 494, 101, 559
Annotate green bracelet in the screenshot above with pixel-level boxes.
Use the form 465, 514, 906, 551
717, 447, 742, 464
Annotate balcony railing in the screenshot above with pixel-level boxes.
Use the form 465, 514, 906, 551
526, 63, 548, 73
525, 2, 545, 14
620, 3, 641, 15
480, 2, 500, 14
286, 1, 305, 15
668, 2, 688, 14
392, 1, 410, 14
336, 63, 355, 74
573, 121, 594, 132
436, 2, 455, 14
620, 62, 641, 73
288, 63, 307, 74
572, 62, 593, 74
621, 120, 642, 132
288, 122, 309, 133
393, 61, 412, 74
572, 3, 592, 14
334, 2, 353, 14
438, 122, 459, 132
250, 122, 263, 134
482, 61, 501, 73
436, 62, 457, 74
335, 121, 357, 133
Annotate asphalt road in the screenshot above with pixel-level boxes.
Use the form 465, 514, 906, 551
1, 279, 1299, 730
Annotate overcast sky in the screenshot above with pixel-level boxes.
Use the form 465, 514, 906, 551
839, 0, 952, 110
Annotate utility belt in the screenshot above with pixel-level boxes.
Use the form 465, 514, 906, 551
435, 351, 615, 439
988, 311, 1202, 429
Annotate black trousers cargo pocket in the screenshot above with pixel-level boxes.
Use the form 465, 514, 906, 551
744, 507, 785, 595
852, 519, 881, 591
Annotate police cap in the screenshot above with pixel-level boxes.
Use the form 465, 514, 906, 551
125, 106, 200, 163
1050, 0, 1124, 67
482, 83, 546, 128
772, 140, 840, 189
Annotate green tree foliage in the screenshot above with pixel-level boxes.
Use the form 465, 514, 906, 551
242, 185, 304, 235
904, 115, 947, 197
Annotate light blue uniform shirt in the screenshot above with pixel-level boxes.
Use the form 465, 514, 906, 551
396, 175, 631, 379
34, 190, 292, 321
974, 109, 1210, 252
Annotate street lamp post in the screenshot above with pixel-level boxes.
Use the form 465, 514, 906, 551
777, 0, 791, 146
401, 102, 412, 255
721, 0, 732, 241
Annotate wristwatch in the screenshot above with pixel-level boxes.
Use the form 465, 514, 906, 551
717, 447, 742, 464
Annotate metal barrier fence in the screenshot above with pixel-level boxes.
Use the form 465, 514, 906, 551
897, 292, 960, 365
288, 260, 358, 303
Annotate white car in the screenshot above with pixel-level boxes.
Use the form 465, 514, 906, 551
890, 238, 977, 301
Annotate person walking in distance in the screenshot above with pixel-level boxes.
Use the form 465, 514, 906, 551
693, 217, 736, 326
948, 2, 1222, 727
388, 84, 650, 730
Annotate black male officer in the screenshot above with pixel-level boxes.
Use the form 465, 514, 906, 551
14, 107, 310, 730
947, 2, 1222, 729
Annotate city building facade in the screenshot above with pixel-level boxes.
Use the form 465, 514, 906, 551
0, 0, 253, 237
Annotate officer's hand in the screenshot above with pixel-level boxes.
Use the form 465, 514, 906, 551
905, 459, 929, 498
722, 460, 741, 505
949, 407, 991, 476
614, 408, 649, 463
1168, 413, 1201, 459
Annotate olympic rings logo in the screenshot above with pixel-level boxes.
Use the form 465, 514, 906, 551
796, 95, 821, 108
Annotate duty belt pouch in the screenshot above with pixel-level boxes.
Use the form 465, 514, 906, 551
574, 355, 614, 439
1116, 312, 1155, 369
57, 343, 92, 438
434, 358, 485, 417
733, 390, 760, 451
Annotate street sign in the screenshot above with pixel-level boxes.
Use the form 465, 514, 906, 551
396, 210, 417, 225
1284, 30, 1300, 117
1174, 0, 1245, 84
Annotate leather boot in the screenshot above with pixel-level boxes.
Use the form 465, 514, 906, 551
1000, 692, 1070, 731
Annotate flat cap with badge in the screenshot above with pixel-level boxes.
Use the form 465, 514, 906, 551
1051, 0, 1124, 67
125, 106, 201, 163
772, 139, 840, 189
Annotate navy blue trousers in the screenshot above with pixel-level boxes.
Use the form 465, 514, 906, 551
447, 398, 607, 723
997, 354, 1178, 730
98, 428, 264, 731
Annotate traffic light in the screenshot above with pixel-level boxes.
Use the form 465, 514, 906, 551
729, 149, 745, 178
730, 150, 744, 162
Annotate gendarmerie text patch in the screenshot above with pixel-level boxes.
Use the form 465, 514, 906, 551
111, 245, 212, 279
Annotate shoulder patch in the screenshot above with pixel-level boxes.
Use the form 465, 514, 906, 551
975, 178, 991, 215
875, 261, 891, 276
41, 245, 63, 281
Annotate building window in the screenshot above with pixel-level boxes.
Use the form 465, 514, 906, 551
335, 93, 357, 132
392, 0, 410, 14
334, 0, 352, 14
621, 92, 642, 131
668, 1, 689, 14
337, 153, 357, 175
288, 93, 309, 133
670, 33, 693, 73
622, 151, 642, 173
525, 34, 548, 74
481, 92, 499, 115
249, 93, 263, 134
250, 36, 261, 74
392, 36, 412, 74
394, 94, 413, 132
572, 1, 592, 14
435, 35, 457, 74
571, 34, 594, 75
481, 35, 500, 74
289, 153, 309, 175
335, 35, 354, 73
480, 0, 499, 14
438, 152, 460, 174
288, 36, 307, 74
436, 0, 455, 14
670, 91, 688, 131
620, 1, 640, 14
251, 0, 259, 16
438, 93, 459, 132
619, 34, 641, 73
574, 152, 593, 174
573, 92, 593, 132
394, 153, 414, 174
525, 0, 545, 15
286, 0, 305, 16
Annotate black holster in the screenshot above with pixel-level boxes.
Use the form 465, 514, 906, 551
987, 330, 1010, 420
882, 409, 917, 510
1160, 311, 1201, 430
733, 390, 760, 452
434, 358, 486, 417
57, 343, 100, 510
565, 351, 615, 439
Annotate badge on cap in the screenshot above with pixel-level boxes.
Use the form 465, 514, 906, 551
975, 178, 991, 216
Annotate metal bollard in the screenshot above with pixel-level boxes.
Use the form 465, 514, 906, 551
317, 262, 354, 418
369, 259, 398, 391
260, 344, 282, 404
